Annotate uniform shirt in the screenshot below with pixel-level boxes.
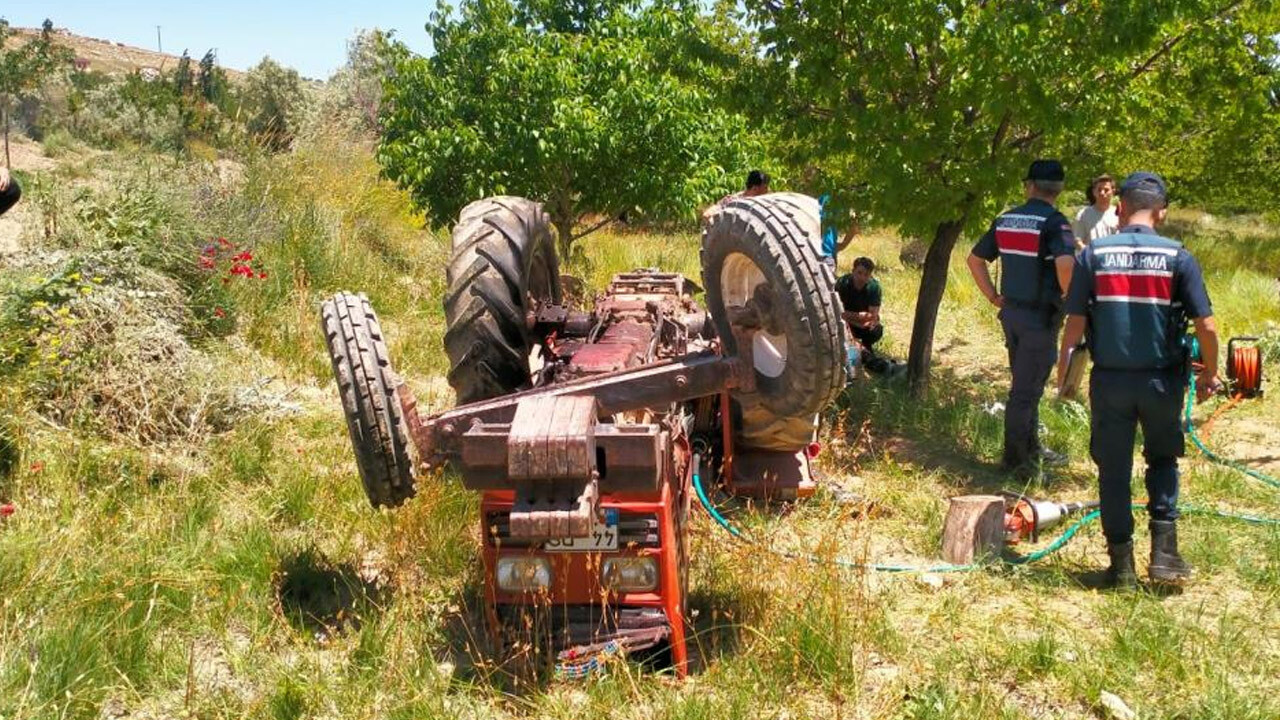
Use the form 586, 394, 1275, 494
971, 198, 1076, 309
1063, 225, 1213, 371
1072, 204, 1119, 243
836, 276, 882, 313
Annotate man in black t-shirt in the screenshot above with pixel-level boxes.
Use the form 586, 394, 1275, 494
836, 256, 884, 360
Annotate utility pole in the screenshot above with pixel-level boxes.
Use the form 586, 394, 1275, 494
156, 25, 162, 54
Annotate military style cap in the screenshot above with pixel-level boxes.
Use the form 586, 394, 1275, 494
1119, 171, 1168, 202
1024, 159, 1065, 182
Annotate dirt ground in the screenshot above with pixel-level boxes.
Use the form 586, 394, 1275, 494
0, 136, 53, 255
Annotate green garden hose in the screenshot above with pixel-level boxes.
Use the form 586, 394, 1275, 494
692, 454, 1279, 576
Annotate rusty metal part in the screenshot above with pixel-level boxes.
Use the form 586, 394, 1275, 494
507, 395, 597, 481
404, 350, 751, 470
568, 320, 653, 375
510, 473, 600, 540
728, 448, 816, 501
461, 421, 667, 491
502, 394, 601, 539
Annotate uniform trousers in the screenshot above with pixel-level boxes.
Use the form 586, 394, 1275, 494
998, 306, 1060, 467
1089, 367, 1185, 544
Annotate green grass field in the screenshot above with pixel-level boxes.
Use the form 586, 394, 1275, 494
1, 134, 1278, 720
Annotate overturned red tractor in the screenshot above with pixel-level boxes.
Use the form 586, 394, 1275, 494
322, 194, 846, 675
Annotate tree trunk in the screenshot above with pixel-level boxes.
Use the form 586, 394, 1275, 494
3, 101, 10, 169
552, 211, 574, 261
906, 218, 967, 396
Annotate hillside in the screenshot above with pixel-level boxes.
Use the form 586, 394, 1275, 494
10, 26, 245, 80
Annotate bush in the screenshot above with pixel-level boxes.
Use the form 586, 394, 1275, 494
238, 58, 308, 152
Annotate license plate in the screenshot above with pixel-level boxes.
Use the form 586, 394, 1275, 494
544, 510, 618, 552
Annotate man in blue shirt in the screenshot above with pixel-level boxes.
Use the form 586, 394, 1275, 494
1056, 172, 1222, 588
967, 160, 1076, 477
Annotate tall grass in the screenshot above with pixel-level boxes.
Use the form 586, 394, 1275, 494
2, 134, 1278, 719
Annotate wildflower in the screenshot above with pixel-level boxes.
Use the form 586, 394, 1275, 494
214, 307, 227, 318
258, 271, 268, 280
29, 462, 44, 474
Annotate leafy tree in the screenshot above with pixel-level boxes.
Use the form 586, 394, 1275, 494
311, 30, 394, 137
0, 19, 72, 167
745, 0, 1277, 393
239, 57, 306, 151
378, 0, 765, 252
174, 50, 194, 97
198, 49, 229, 108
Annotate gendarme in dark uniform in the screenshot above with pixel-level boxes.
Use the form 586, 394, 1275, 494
968, 160, 1076, 474
1057, 171, 1220, 587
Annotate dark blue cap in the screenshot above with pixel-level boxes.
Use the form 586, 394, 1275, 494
1024, 159, 1065, 182
1119, 171, 1167, 202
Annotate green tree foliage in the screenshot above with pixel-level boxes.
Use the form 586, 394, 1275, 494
308, 30, 394, 138
1096, 8, 1280, 214
174, 50, 194, 97
745, 0, 1279, 391
378, 0, 765, 251
238, 57, 306, 152
0, 19, 72, 166
198, 49, 229, 108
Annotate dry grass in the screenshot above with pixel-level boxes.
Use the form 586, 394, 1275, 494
1, 134, 1278, 720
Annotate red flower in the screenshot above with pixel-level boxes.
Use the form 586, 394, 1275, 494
29, 461, 44, 474
0, 503, 14, 518
217, 237, 234, 248
258, 271, 268, 280
199, 257, 215, 270
214, 307, 227, 318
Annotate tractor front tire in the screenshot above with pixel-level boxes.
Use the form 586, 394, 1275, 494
702, 194, 846, 451
322, 292, 416, 508
443, 197, 562, 404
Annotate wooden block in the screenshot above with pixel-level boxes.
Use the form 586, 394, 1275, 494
941, 495, 1006, 565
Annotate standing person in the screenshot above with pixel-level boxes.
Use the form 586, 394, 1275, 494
702, 170, 770, 223
818, 194, 860, 269
966, 159, 1076, 476
0, 168, 20, 217
1072, 174, 1119, 246
1055, 172, 1221, 588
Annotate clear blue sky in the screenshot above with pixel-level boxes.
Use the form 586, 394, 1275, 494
2, 1, 436, 79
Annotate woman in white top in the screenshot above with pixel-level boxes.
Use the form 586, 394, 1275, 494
1072, 174, 1119, 247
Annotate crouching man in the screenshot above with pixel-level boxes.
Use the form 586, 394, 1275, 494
836, 257, 888, 373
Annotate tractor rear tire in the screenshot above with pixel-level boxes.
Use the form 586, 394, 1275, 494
322, 292, 416, 508
443, 197, 562, 404
702, 194, 846, 451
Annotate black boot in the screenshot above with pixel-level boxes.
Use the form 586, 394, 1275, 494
1149, 520, 1193, 584
1105, 540, 1137, 589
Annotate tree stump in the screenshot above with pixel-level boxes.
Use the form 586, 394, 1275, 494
941, 495, 1006, 564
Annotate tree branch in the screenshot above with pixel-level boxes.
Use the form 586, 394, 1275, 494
989, 110, 1011, 159
570, 213, 619, 242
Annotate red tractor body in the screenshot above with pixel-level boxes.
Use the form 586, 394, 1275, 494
323, 194, 844, 677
